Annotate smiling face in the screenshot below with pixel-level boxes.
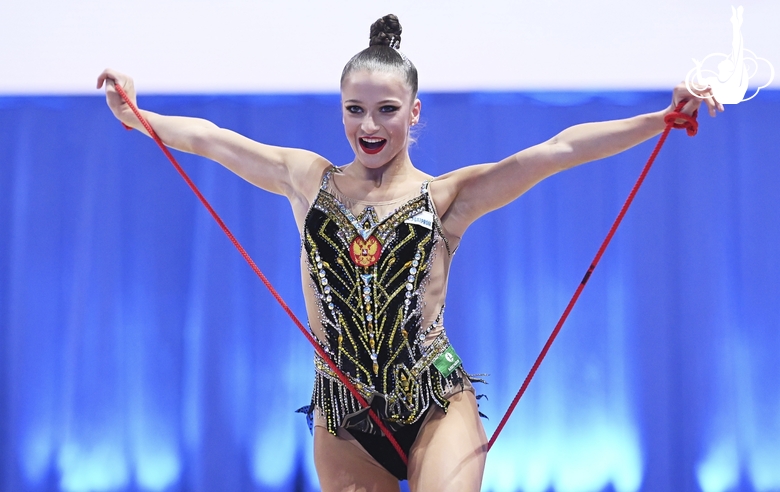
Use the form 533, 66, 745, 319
341, 70, 421, 170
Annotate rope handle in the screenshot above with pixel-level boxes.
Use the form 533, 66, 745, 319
487, 101, 697, 451
665, 108, 698, 136
111, 83, 410, 465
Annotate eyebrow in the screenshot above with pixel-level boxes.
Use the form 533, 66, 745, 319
344, 99, 402, 104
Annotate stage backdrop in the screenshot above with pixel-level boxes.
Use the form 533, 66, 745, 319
1, 92, 779, 492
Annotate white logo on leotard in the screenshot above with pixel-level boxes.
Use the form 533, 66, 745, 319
405, 211, 434, 230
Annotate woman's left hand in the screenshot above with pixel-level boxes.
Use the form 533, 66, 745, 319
668, 82, 724, 121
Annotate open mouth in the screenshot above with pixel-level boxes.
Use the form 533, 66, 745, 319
359, 137, 387, 155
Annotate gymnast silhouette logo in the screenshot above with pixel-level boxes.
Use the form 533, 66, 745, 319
686, 5, 774, 104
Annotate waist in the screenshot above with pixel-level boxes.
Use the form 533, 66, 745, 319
314, 330, 455, 397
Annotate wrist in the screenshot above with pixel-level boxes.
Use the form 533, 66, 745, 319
117, 108, 142, 131
645, 108, 670, 133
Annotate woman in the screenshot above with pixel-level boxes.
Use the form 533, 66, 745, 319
97, 14, 722, 492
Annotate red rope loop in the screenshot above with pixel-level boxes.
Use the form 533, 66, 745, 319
111, 83, 409, 465
664, 109, 699, 136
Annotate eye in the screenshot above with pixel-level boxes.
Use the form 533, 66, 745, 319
380, 105, 399, 113
346, 105, 363, 114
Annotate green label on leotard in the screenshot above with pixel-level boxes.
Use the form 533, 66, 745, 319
433, 346, 462, 377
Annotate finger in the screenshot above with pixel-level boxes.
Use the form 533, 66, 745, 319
707, 97, 717, 117
99, 68, 127, 91
99, 78, 115, 92
695, 90, 714, 117
681, 95, 702, 117
672, 83, 694, 111
684, 83, 715, 115
699, 88, 722, 117
97, 68, 116, 89
714, 96, 724, 112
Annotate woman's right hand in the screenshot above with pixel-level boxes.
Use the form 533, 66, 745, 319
97, 68, 139, 128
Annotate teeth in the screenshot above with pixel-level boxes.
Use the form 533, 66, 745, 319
361, 137, 385, 143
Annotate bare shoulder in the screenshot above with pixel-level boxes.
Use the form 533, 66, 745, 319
429, 163, 495, 239
287, 153, 334, 228
430, 163, 495, 215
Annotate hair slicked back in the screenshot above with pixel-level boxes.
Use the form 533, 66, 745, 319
340, 15, 419, 99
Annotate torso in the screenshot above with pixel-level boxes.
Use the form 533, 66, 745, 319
300, 166, 466, 434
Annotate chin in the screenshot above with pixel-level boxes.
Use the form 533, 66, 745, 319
355, 156, 389, 169
362, 150, 405, 169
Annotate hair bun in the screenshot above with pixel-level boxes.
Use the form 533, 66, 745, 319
369, 14, 402, 49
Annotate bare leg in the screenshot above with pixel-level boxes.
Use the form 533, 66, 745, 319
407, 391, 488, 492
314, 426, 401, 492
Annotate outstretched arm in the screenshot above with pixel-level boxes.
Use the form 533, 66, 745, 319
97, 69, 329, 200
434, 83, 723, 239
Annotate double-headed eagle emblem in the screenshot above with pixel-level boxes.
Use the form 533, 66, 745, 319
349, 235, 382, 267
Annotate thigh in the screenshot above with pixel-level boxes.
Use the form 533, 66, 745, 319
313, 426, 401, 492
407, 391, 488, 492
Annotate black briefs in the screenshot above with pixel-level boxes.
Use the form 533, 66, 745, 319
345, 408, 430, 481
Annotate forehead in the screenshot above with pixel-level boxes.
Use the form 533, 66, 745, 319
341, 70, 412, 102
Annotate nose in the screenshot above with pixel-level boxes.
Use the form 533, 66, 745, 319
361, 112, 380, 133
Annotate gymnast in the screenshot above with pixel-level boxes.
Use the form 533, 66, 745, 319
97, 13, 722, 492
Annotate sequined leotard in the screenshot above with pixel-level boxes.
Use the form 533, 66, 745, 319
301, 167, 471, 479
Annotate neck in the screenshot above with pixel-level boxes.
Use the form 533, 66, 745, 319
349, 150, 414, 188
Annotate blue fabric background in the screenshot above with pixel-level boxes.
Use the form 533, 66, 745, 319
1, 92, 778, 492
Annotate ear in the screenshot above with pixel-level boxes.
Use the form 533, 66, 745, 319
411, 98, 421, 126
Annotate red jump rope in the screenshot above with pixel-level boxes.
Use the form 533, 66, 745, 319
113, 84, 697, 464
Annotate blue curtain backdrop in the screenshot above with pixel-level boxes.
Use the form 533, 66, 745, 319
1, 91, 779, 492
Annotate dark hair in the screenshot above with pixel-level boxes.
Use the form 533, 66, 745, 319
340, 14, 419, 99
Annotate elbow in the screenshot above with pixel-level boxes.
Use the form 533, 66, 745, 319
189, 125, 219, 156
545, 136, 576, 172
